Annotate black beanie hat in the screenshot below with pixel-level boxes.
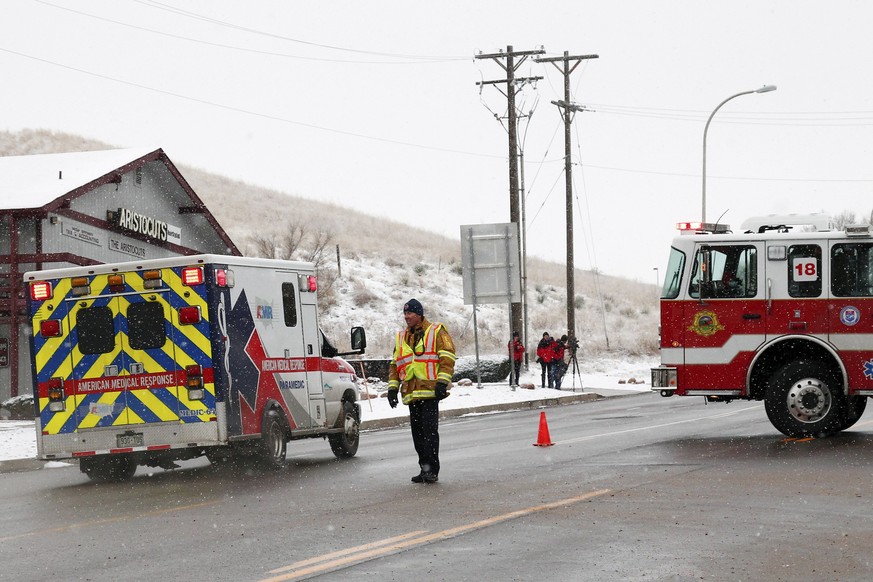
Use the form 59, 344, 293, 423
403, 298, 424, 316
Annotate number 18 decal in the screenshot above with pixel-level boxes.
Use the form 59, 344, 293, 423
793, 258, 817, 281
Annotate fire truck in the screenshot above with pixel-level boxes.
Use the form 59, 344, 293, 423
26, 254, 366, 481
651, 214, 873, 437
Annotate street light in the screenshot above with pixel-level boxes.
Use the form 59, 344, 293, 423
702, 85, 776, 223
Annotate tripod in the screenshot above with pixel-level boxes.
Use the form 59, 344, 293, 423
565, 348, 584, 391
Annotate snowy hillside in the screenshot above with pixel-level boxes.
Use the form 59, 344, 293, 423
1, 129, 660, 360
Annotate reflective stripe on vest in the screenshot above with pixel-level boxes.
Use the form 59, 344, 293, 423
394, 323, 443, 381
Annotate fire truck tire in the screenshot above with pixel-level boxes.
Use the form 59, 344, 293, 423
765, 360, 844, 437
257, 409, 287, 469
328, 401, 360, 458
80, 455, 137, 482
840, 395, 868, 431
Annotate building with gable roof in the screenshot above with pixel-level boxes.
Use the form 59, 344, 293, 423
0, 147, 239, 400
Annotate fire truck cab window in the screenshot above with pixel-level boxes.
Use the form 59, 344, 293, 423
831, 243, 873, 297
689, 245, 757, 299
76, 306, 115, 355
787, 244, 822, 298
127, 302, 166, 350
662, 247, 685, 299
281, 282, 298, 327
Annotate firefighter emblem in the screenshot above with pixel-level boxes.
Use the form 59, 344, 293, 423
688, 310, 725, 337
840, 306, 860, 327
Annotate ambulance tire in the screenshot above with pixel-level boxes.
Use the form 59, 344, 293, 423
840, 395, 868, 431
328, 401, 360, 459
765, 360, 844, 438
80, 455, 137, 483
257, 409, 287, 469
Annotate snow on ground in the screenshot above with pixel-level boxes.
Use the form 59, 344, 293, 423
0, 357, 656, 463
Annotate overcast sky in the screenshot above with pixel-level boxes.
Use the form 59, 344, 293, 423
3, 1, 873, 283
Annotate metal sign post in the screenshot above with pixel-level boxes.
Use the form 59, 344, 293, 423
460, 223, 522, 389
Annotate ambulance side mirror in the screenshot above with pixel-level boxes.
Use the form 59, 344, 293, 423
350, 326, 367, 353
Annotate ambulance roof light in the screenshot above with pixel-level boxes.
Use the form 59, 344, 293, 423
30, 281, 53, 301
181, 267, 204, 286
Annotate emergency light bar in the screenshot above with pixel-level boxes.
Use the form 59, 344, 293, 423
676, 221, 730, 234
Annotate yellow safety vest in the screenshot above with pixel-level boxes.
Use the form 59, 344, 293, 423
394, 323, 443, 403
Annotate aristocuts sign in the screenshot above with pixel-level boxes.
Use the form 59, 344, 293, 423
114, 207, 182, 244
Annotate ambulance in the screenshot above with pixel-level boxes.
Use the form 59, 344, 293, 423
651, 215, 873, 437
26, 254, 366, 481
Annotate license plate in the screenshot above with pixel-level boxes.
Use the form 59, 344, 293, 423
117, 433, 144, 448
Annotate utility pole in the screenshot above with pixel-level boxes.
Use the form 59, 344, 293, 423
535, 51, 598, 346
476, 45, 544, 348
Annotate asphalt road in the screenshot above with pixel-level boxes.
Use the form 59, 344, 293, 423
2, 393, 872, 581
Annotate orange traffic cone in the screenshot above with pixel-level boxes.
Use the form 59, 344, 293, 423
533, 411, 555, 447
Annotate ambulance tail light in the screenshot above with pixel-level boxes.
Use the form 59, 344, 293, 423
107, 274, 125, 293
181, 267, 204, 286
178, 306, 201, 325
299, 274, 317, 292
71, 277, 91, 297
30, 281, 53, 301
47, 378, 65, 412
143, 270, 163, 289
215, 268, 234, 288
40, 319, 62, 338
186, 365, 204, 400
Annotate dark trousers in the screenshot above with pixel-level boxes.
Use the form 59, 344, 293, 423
540, 361, 552, 388
409, 399, 440, 476
512, 360, 522, 385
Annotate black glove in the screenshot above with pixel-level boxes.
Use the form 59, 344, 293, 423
435, 382, 449, 400
387, 389, 399, 408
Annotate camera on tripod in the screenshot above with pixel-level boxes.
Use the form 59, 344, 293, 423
568, 337, 579, 353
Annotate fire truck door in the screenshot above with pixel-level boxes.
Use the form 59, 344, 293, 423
685, 243, 766, 382
765, 242, 826, 341
827, 241, 873, 387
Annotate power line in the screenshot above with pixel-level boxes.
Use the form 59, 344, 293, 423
0, 46, 500, 158
35, 0, 466, 64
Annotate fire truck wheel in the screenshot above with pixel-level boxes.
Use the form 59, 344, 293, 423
258, 409, 287, 469
765, 361, 844, 438
328, 401, 360, 458
840, 395, 868, 431
80, 455, 137, 482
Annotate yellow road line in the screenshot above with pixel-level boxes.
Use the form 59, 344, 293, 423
261, 489, 611, 582
267, 530, 429, 574
0, 501, 218, 543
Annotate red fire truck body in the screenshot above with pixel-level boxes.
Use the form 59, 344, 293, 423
651, 215, 872, 437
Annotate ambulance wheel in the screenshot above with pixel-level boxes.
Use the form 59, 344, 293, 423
840, 395, 868, 431
765, 360, 844, 438
258, 409, 287, 469
80, 455, 137, 482
328, 401, 360, 458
